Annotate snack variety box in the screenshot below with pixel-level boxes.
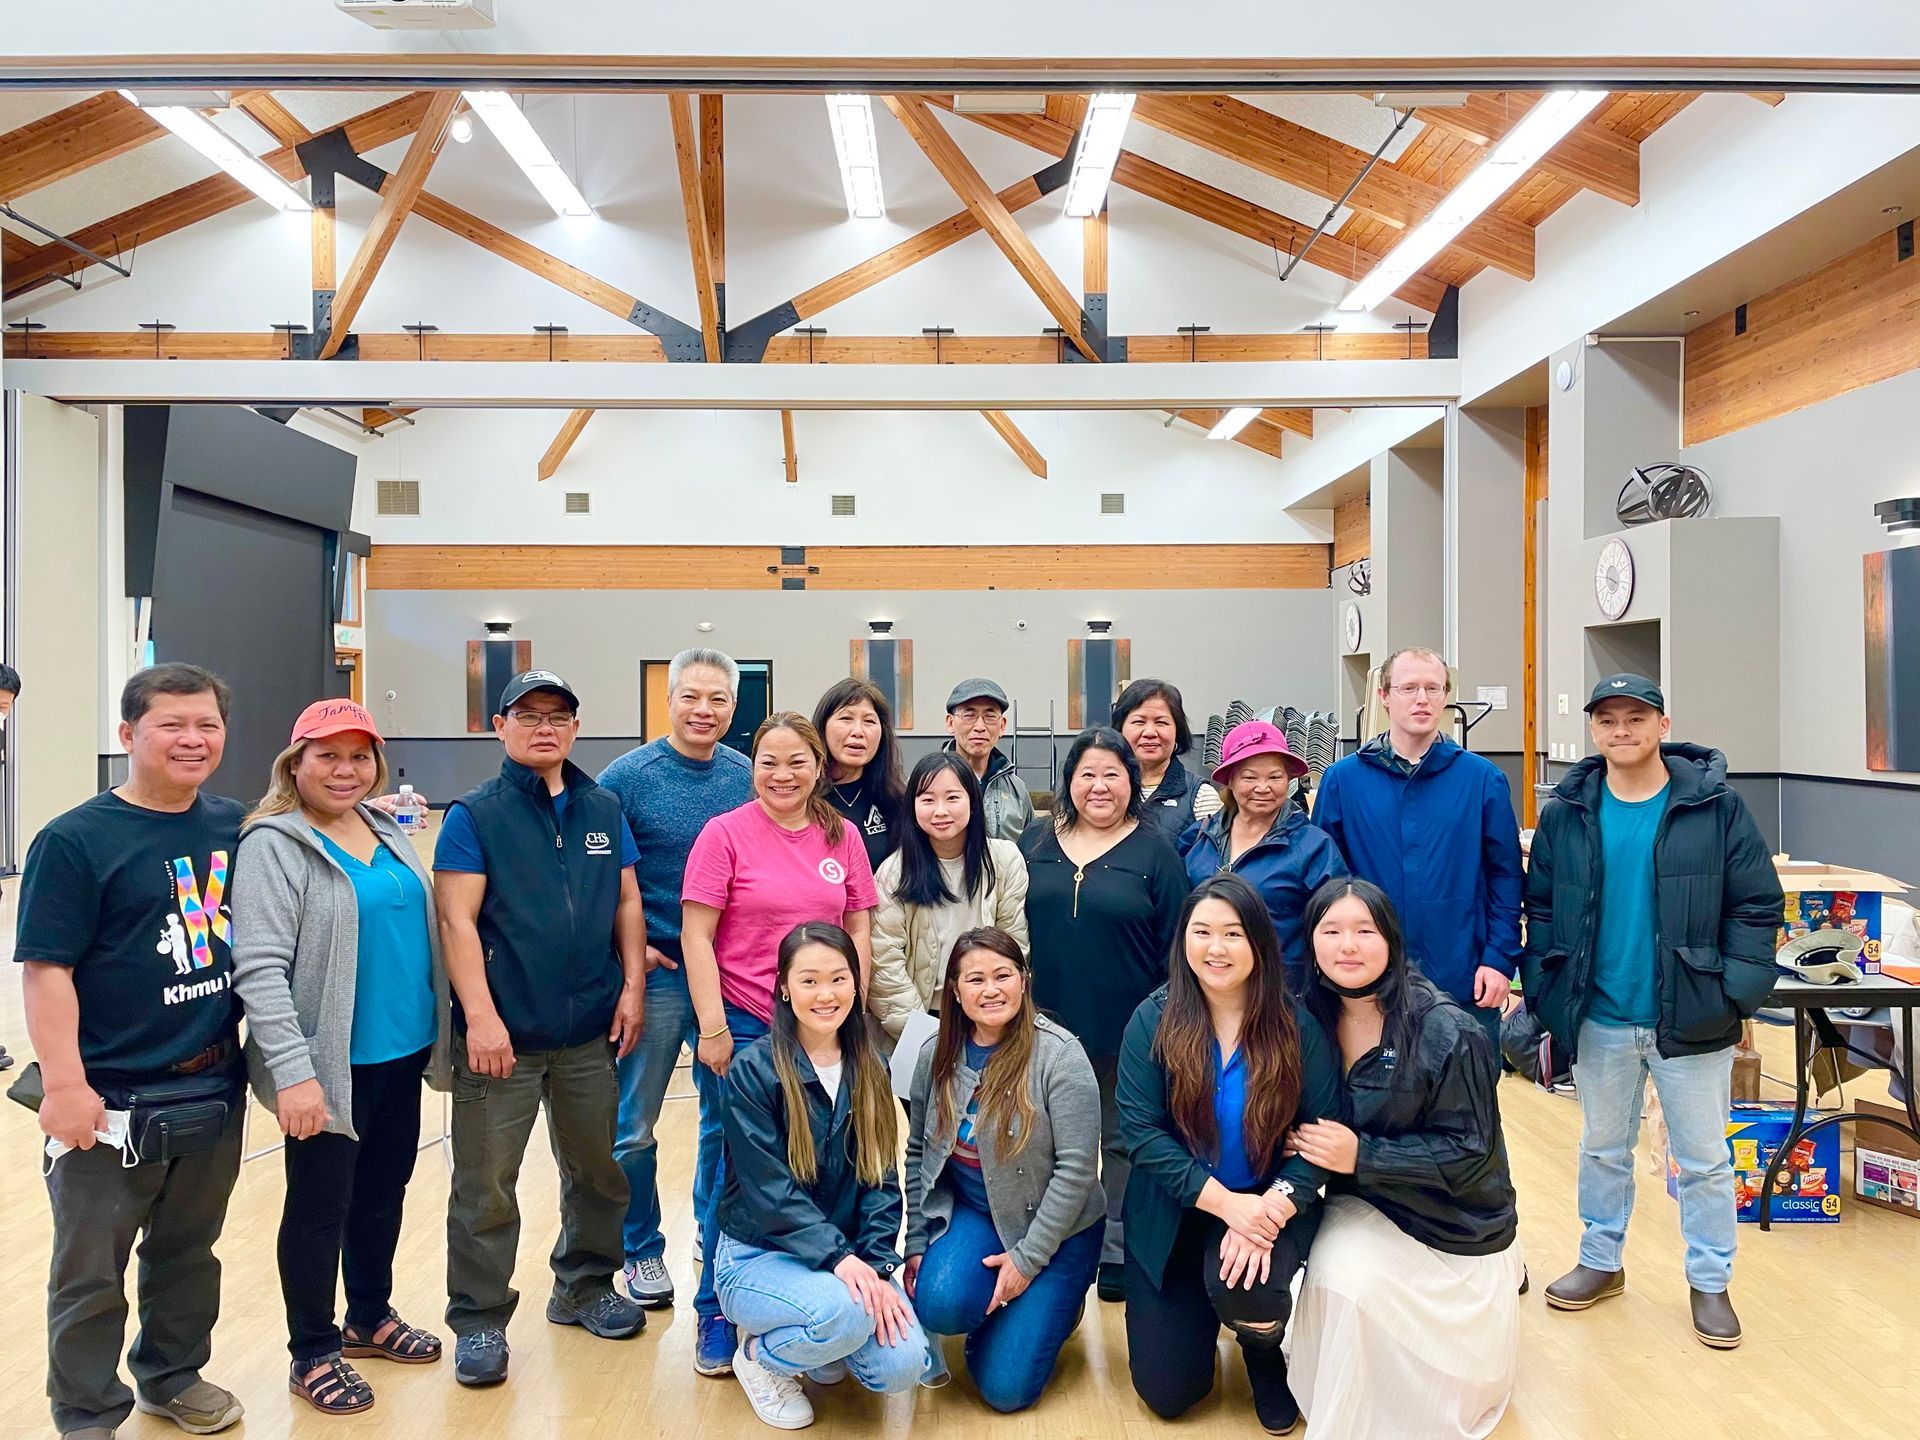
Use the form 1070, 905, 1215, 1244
1852, 1099, 1920, 1220
1667, 1103, 1842, 1223
1778, 889, 1883, 974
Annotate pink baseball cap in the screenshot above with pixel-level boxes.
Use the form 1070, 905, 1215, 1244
1212, 719, 1308, 786
291, 698, 384, 745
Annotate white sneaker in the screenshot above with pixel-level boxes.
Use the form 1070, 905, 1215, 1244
622, 1256, 675, 1308
734, 1341, 814, 1430
806, 1359, 848, 1385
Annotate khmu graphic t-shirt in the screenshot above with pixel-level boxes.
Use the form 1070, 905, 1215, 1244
15, 789, 246, 1087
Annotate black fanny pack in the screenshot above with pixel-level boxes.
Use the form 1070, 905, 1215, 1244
108, 1066, 243, 1165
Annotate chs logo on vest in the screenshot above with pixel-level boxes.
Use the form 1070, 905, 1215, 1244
818, 858, 846, 884
585, 831, 612, 856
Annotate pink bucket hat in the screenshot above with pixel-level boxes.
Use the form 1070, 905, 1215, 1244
1211, 719, 1308, 786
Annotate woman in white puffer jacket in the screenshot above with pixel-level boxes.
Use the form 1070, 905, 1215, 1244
870, 753, 1030, 1042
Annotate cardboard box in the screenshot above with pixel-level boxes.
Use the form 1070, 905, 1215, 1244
1852, 1098, 1920, 1220
1775, 860, 1909, 975
1668, 1102, 1842, 1223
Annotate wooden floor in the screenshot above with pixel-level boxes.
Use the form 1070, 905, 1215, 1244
2, 878, 1916, 1440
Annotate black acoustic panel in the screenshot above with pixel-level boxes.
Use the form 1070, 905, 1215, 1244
157, 406, 355, 533
151, 486, 334, 805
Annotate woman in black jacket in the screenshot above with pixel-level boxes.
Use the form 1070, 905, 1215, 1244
1020, 726, 1190, 1300
813, 677, 906, 872
1115, 873, 1343, 1436
713, 923, 932, 1429
1287, 878, 1524, 1440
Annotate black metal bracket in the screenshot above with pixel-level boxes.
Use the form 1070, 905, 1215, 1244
295, 128, 389, 207
1031, 155, 1074, 196
724, 301, 802, 363
287, 330, 358, 362
627, 300, 708, 362
312, 288, 336, 339
1061, 310, 1121, 364
1428, 285, 1460, 360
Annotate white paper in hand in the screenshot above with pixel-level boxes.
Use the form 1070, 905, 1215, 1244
889, 1009, 942, 1101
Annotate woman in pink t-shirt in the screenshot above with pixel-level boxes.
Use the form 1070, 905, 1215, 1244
681, 711, 879, 1371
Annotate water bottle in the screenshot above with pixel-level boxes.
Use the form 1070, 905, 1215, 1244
394, 783, 424, 833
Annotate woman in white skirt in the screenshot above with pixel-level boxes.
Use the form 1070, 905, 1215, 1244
1286, 878, 1524, 1440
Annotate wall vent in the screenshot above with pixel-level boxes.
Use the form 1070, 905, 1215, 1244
1100, 492, 1126, 514
564, 491, 591, 515
831, 494, 857, 516
376, 479, 420, 515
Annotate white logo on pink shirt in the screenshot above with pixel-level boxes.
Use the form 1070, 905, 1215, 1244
818, 858, 846, 884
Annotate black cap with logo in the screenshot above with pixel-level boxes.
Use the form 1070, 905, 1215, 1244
1584, 673, 1665, 714
499, 669, 581, 713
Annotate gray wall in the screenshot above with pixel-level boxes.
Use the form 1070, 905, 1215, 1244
1456, 409, 1526, 753
1373, 447, 1445, 657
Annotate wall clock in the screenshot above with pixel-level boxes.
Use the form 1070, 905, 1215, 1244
1595, 536, 1635, 620
1343, 602, 1363, 654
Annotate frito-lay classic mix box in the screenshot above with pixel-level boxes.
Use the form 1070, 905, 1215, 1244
1668, 1103, 1842, 1223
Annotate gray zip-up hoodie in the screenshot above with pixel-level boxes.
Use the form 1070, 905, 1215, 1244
231, 805, 452, 1139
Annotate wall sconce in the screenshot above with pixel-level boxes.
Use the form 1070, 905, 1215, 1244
852, 621, 913, 726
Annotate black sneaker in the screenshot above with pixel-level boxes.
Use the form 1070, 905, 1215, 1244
547, 1289, 646, 1339
454, 1329, 509, 1387
1096, 1263, 1125, 1302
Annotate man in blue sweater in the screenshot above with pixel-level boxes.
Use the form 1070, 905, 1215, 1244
1313, 647, 1525, 1048
595, 649, 752, 1369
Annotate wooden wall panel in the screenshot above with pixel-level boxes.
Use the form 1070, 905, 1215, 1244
1685, 225, 1920, 444
1522, 404, 1548, 826
370, 544, 1331, 592
1333, 494, 1371, 568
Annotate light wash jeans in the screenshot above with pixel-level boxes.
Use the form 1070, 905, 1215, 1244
1572, 1019, 1736, 1292
713, 1234, 931, 1392
613, 959, 697, 1264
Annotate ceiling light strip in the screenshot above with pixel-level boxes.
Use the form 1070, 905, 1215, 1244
124, 93, 311, 212
464, 90, 593, 218
1207, 407, 1261, 441
1063, 92, 1136, 218
825, 94, 885, 219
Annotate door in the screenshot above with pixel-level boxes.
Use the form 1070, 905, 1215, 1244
640, 658, 774, 754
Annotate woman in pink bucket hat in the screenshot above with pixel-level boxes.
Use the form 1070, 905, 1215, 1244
1178, 721, 1346, 983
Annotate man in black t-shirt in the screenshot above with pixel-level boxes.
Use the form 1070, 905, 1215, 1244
17, 664, 248, 1439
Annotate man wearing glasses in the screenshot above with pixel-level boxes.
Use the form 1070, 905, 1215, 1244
1312, 646, 1525, 1048
433, 671, 650, 1387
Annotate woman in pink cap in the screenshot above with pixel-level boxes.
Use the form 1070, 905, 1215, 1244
1179, 720, 1347, 984
231, 699, 452, 1415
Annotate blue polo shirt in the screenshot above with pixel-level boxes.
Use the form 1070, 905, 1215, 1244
1212, 1039, 1259, 1189
316, 832, 437, 1065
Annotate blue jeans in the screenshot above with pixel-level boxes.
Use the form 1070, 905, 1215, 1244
614, 958, 697, 1263
912, 1203, 1102, 1413
693, 1003, 770, 1320
714, 1234, 930, 1392
1572, 1020, 1736, 1292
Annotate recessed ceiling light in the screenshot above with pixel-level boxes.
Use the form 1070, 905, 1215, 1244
1683, 309, 1700, 318
1884, 204, 1904, 216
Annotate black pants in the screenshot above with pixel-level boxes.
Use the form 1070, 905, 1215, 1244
44, 1102, 243, 1433
1123, 1208, 1302, 1421
279, 1047, 431, 1363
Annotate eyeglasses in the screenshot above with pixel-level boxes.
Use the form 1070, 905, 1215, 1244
507, 709, 576, 728
1388, 683, 1447, 699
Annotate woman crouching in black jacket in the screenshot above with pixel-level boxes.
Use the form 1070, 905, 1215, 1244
714, 923, 933, 1429
1286, 878, 1524, 1440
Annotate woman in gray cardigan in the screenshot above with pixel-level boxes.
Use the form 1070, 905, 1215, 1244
231, 700, 452, 1416
903, 926, 1105, 1413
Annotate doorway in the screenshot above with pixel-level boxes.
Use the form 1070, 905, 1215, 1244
640, 658, 774, 756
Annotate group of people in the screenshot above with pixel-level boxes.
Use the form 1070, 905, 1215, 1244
14, 645, 1784, 1439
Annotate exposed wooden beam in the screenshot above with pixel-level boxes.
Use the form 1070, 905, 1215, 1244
1168, 409, 1287, 460
1748, 91, 1787, 106
412, 190, 640, 319
537, 409, 595, 482
1045, 94, 1089, 131
938, 101, 1446, 313
311, 205, 335, 292
3, 229, 35, 267
780, 410, 798, 484
789, 173, 1050, 320
5, 328, 1426, 364
0, 92, 163, 202
1259, 408, 1314, 439
667, 94, 722, 362
700, 94, 725, 286
980, 410, 1047, 477
1414, 94, 1639, 208
883, 95, 1100, 360
1083, 205, 1108, 295
362, 407, 417, 430
1521, 403, 1546, 827
1131, 93, 1535, 280
232, 91, 313, 148
3, 92, 432, 298
321, 91, 458, 359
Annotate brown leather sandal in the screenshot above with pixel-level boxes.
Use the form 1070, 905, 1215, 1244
290, 1354, 375, 1414
342, 1310, 444, 1364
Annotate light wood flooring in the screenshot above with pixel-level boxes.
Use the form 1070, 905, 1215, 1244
1, 877, 1915, 1439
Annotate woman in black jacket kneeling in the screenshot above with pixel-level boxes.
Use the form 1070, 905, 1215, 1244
1116, 872, 1343, 1436
1287, 878, 1524, 1440
714, 923, 933, 1429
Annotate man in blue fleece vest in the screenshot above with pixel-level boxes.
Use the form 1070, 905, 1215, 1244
1313, 647, 1525, 1048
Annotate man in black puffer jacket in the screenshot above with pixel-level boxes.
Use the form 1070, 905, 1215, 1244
1522, 674, 1783, 1352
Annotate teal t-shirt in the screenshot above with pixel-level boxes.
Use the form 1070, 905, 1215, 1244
317, 832, 438, 1065
1587, 782, 1669, 1026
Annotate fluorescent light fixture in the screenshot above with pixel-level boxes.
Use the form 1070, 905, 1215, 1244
1063, 92, 1135, 218
122, 91, 310, 212
825, 95, 885, 219
1207, 407, 1260, 441
463, 90, 593, 218
1339, 88, 1607, 313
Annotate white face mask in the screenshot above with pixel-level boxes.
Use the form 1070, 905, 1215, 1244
43, 1109, 134, 1173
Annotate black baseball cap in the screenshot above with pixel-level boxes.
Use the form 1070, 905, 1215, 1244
946, 677, 1010, 712
499, 669, 580, 713
1585, 673, 1665, 714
